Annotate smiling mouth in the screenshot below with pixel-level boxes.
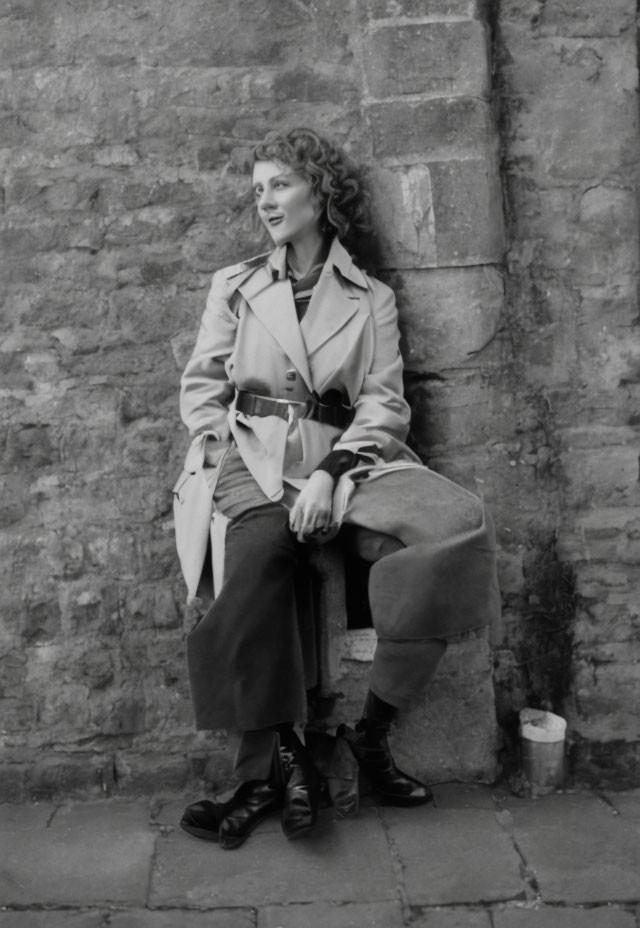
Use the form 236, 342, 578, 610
268, 216, 284, 226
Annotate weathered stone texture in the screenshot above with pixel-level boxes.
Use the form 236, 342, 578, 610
1, 0, 637, 796
495, 0, 640, 781
364, 20, 489, 98
0, 0, 508, 797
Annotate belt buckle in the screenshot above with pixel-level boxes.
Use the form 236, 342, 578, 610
286, 399, 313, 425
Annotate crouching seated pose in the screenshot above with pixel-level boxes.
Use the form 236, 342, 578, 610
173, 128, 501, 850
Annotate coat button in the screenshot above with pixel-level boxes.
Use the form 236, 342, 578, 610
286, 370, 297, 381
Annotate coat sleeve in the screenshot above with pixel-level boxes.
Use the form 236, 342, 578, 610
332, 277, 418, 462
180, 270, 239, 443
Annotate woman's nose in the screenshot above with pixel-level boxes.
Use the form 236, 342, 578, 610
258, 188, 274, 209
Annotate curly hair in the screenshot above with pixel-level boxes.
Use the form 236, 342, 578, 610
252, 128, 381, 271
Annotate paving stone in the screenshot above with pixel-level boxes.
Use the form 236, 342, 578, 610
411, 909, 492, 927
0, 914, 104, 928
0, 913, 254, 928
109, 911, 255, 927
381, 804, 524, 905
504, 793, 640, 904
604, 789, 640, 819
493, 904, 636, 927
258, 900, 404, 928
0, 799, 155, 906
432, 783, 497, 810
150, 806, 397, 909
0, 801, 56, 830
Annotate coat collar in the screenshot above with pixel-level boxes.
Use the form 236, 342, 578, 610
267, 237, 369, 290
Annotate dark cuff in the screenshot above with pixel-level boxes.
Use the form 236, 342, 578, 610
315, 445, 379, 481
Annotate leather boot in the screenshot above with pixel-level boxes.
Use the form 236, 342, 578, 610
218, 779, 284, 850
305, 728, 360, 818
280, 731, 321, 839
338, 719, 433, 807
180, 797, 233, 842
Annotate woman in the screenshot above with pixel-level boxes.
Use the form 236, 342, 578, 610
174, 128, 501, 850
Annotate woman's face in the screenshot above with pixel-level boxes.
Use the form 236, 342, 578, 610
252, 160, 323, 248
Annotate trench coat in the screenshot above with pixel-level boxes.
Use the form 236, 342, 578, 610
174, 236, 422, 601
173, 238, 500, 661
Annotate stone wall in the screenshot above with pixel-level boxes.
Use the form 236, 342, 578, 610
494, 0, 640, 786
0, 0, 638, 798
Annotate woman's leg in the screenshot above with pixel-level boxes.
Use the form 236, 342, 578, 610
336, 469, 499, 806
186, 503, 307, 733
341, 469, 499, 708
184, 503, 320, 845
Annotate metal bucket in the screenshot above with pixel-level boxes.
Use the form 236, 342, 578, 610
519, 708, 566, 794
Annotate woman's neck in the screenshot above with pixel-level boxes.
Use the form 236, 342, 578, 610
286, 233, 327, 279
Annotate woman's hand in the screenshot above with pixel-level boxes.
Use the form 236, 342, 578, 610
289, 470, 335, 542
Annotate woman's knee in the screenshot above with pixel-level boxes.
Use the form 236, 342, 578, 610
224, 503, 297, 568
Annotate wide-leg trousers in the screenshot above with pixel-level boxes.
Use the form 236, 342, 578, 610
186, 465, 500, 736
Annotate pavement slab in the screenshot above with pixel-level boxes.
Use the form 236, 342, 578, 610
0, 914, 104, 928
432, 783, 498, 811
0, 802, 56, 831
410, 907, 492, 926
604, 788, 640, 818
381, 803, 525, 906
258, 900, 405, 927
0, 799, 155, 907
502, 792, 640, 904
492, 904, 637, 927
108, 911, 256, 927
0, 913, 254, 928
150, 805, 398, 909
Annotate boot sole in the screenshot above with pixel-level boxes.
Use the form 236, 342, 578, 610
179, 821, 220, 842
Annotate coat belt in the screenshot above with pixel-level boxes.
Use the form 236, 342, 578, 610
235, 390, 354, 428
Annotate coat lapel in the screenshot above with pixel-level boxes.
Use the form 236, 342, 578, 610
300, 269, 362, 358
238, 264, 314, 391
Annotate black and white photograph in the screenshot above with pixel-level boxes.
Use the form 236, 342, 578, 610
1, 2, 639, 926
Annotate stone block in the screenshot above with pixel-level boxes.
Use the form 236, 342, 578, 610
570, 659, 640, 742
368, 98, 495, 162
382, 803, 524, 904
494, 907, 636, 928
430, 158, 504, 265
411, 911, 492, 928
151, 809, 398, 908
259, 902, 405, 928
0, 799, 155, 906
558, 506, 640, 567
371, 163, 437, 268
367, 0, 480, 18
559, 446, 639, 507
372, 158, 503, 268
407, 375, 513, 460
364, 20, 489, 99
503, 792, 640, 903
537, 0, 636, 37
500, 33, 638, 181
394, 266, 505, 371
